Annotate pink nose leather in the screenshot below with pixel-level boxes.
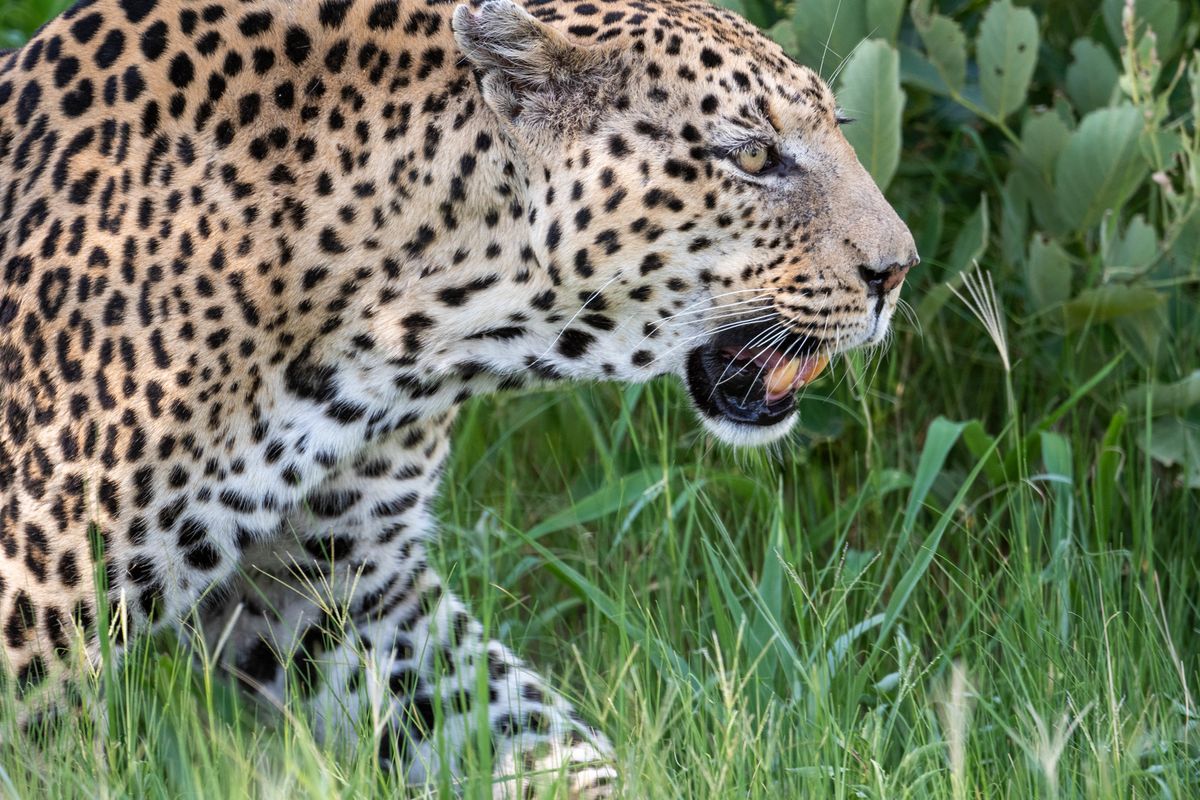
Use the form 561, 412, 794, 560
860, 256, 918, 296
881, 261, 912, 292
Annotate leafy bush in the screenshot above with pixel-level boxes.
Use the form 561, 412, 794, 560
719, 0, 1200, 486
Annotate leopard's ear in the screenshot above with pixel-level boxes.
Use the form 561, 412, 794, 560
452, 0, 610, 132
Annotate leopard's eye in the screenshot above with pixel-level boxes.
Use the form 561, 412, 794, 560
735, 145, 775, 175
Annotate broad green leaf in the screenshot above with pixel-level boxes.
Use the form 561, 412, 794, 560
1063, 285, 1162, 330
898, 43, 948, 94
1054, 106, 1149, 232
1168, 207, 1200, 276
1041, 431, 1074, 485
1000, 172, 1028, 267
1141, 416, 1200, 489
910, 0, 967, 94
1105, 214, 1157, 272
793, 396, 847, 441
962, 420, 1006, 484
1114, 302, 1169, 367
1126, 370, 1200, 415
948, 194, 990, 275
1019, 111, 1071, 177
1014, 111, 1071, 234
1103, 0, 1182, 60
788, 0, 870, 79
976, 0, 1039, 120
768, 18, 799, 56
716, 0, 776, 28
1065, 38, 1119, 113
837, 40, 905, 190
1142, 131, 1185, 173
866, 0, 905, 43
712, 0, 748, 17
1026, 235, 1072, 312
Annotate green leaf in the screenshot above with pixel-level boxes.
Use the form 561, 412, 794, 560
1026, 234, 1073, 312
1105, 214, 1157, 272
1054, 105, 1149, 232
1000, 172, 1028, 267
898, 43, 949, 94
1125, 370, 1200, 415
712, 0, 748, 18
1065, 38, 1119, 114
1014, 111, 1071, 235
1062, 285, 1163, 330
910, 0, 968, 94
715, 0, 777, 28
787, 0, 870, 79
1113, 302, 1169, 367
1019, 111, 1071, 177
976, 0, 1039, 120
836, 40, 905, 190
768, 19, 799, 58
1141, 130, 1185, 172
1141, 416, 1200, 489
793, 396, 847, 442
962, 420, 1006, 484
949, 194, 990, 275
867, 0, 905, 43
1168, 207, 1200, 276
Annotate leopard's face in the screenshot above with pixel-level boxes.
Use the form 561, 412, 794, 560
457, 0, 917, 446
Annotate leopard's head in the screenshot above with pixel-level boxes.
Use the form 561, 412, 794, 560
455, 0, 917, 445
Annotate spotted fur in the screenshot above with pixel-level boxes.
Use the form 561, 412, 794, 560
0, 0, 915, 794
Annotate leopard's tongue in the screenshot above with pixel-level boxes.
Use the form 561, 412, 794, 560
759, 352, 830, 404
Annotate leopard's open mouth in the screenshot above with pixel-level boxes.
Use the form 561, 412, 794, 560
685, 319, 830, 428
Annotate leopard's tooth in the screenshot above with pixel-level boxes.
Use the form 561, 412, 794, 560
764, 358, 801, 400
796, 354, 831, 386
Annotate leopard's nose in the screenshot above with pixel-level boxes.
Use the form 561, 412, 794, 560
859, 255, 918, 297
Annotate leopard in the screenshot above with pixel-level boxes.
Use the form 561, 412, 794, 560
0, 0, 917, 795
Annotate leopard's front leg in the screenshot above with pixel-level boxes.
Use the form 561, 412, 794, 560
203, 434, 616, 798
349, 566, 615, 798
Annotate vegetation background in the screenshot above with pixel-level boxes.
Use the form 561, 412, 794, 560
1, 0, 1198, 797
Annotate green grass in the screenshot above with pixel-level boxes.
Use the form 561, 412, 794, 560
2, 0, 1199, 798
1, 364, 1196, 798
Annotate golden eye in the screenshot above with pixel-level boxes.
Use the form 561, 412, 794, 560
736, 145, 772, 174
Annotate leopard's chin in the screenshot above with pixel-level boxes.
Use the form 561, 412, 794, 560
694, 407, 799, 447
682, 318, 831, 447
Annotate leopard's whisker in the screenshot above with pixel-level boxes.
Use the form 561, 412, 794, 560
535, 271, 628, 363
639, 313, 780, 369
